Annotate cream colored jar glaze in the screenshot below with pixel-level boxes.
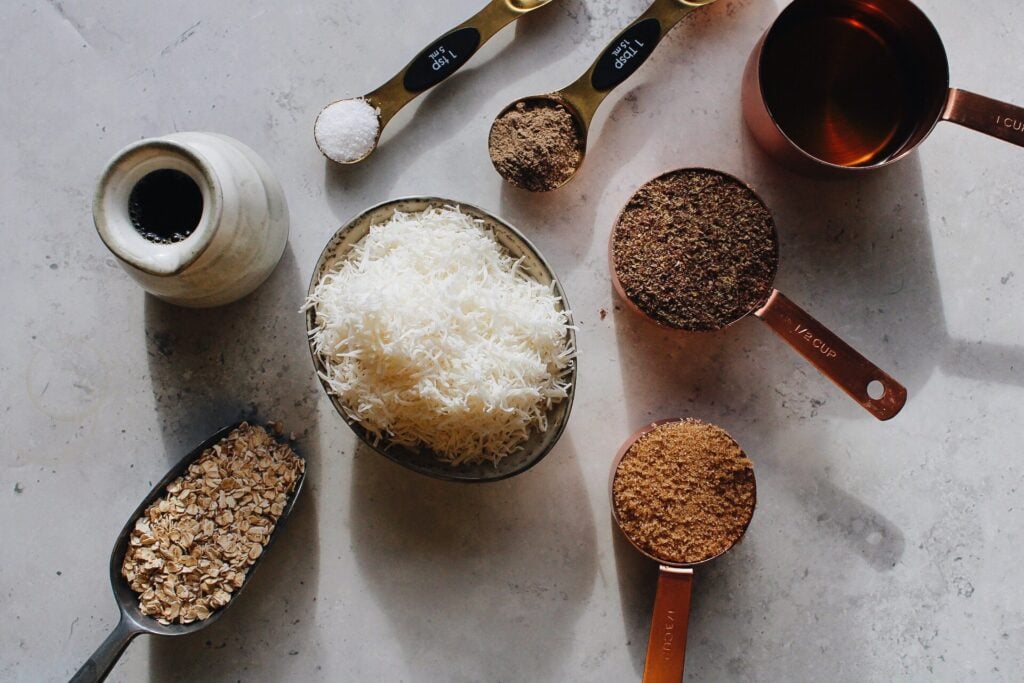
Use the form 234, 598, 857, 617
94, 132, 289, 307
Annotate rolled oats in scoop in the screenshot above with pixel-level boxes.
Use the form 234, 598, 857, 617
121, 423, 304, 625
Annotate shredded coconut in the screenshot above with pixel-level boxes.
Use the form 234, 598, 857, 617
304, 206, 574, 466
315, 98, 381, 163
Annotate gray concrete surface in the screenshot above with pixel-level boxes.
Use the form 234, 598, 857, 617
2, 0, 1023, 680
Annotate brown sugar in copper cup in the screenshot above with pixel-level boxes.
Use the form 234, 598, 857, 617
609, 168, 908, 420
610, 418, 756, 683
742, 0, 1024, 176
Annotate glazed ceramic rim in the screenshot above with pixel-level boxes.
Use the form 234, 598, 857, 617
93, 137, 224, 277
305, 196, 578, 483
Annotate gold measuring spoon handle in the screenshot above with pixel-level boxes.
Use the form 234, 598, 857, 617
754, 290, 908, 421
367, 0, 553, 129
643, 566, 694, 683
942, 89, 1024, 149
559, 0, 718, 129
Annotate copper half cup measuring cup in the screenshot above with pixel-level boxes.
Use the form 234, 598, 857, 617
742, 0, 1024, 176
609, 168, 907, 420
489, 0, 719, 191
315, 0, 556, 164
70, 422, 306, 683
610, 419, 756, 682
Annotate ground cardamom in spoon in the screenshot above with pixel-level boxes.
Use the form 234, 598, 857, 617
488, 99, 584, 192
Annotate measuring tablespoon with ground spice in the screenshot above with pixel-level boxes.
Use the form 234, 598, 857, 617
610, 168, 908, 420
488, 0, 719, 191
314, 0, 555, 164
612, 418, 756, 682
71, 423, 305, 683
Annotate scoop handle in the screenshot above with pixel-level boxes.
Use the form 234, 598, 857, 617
643, 567, 694, 683
369, 0, 543, 126
754, 290, 907, 421
943, 88, 1024, 148
69, 616, 140, 683
560, 0, 714, 127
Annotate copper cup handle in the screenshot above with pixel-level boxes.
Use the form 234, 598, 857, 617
942, 89, 1024, 149
643, 567, 694, 683
754, 290, 907, 421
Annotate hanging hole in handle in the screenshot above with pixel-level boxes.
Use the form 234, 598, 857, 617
867, 380, 886, 401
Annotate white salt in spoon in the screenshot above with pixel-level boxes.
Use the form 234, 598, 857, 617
314, 0, 555, 164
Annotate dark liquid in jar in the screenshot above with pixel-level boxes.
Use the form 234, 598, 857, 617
128, 169, 203, 244
760, 8, 928, 167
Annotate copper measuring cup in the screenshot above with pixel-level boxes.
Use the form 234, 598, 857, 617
609, 168, 908, 421
610, 419, 756, 683
315, 0, 556, 164
742, 0, 1024, 176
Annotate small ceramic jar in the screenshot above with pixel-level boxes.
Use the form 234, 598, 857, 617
94, 132, 289, 307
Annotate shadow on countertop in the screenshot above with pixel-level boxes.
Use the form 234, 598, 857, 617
142, 244, 324, 682
347, 434, 598, 681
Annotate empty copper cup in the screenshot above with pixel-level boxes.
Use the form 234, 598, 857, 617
743, 0, 1024, 176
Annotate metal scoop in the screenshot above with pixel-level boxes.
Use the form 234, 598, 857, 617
314, 0, 556, 164
611, 419, 756, 683
609, 168, 908, 421
490, 0, 719, 191
69, 422, 306, 683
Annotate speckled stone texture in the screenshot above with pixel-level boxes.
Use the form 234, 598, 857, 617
2, 0, 1023, 681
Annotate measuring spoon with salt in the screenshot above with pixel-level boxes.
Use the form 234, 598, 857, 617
489, 0, 719, 191
315, 0, 556, 165
69, 423, 306, 683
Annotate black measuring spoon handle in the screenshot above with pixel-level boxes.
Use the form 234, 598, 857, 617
589, 14, 667, 94
69, 616, 141, 683
370, 0, 548, 124
561, 0, 715, 128
754, 290, 908, 421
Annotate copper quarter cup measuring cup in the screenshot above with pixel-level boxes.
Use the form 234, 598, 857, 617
611, 419, 756, 682
609, 168, 908, 420
742, 0, 1024, 175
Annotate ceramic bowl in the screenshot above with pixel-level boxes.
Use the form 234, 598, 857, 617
305, 197, 577, 482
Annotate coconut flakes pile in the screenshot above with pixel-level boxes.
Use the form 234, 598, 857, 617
305, 206, 574, 465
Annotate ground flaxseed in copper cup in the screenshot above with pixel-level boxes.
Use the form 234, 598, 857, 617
609, 168, 907, 420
